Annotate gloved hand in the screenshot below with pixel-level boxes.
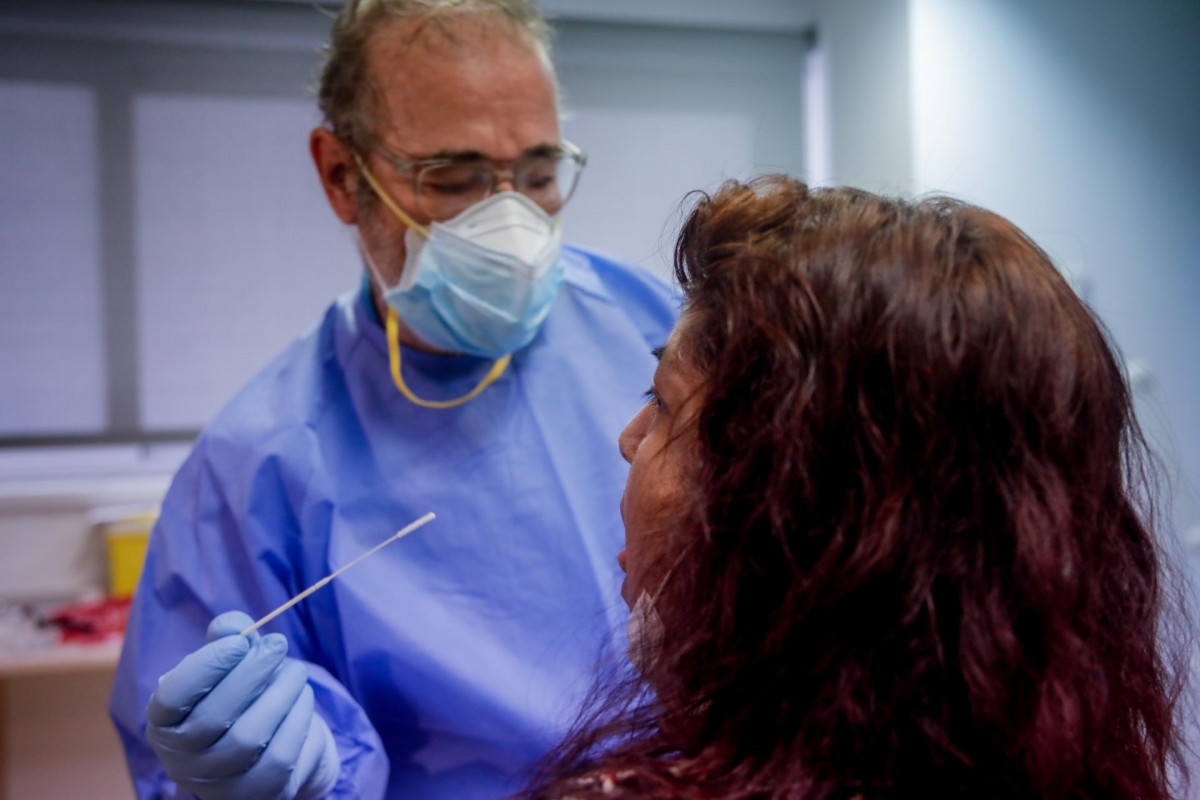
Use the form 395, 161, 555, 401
145, 611, 340, 800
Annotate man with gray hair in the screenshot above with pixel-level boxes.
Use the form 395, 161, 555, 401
109, 2, 676, 798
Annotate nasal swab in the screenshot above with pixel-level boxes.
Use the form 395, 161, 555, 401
240, 512, 436, 636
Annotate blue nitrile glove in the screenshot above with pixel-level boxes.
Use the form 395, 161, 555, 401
145, 611, 340, 800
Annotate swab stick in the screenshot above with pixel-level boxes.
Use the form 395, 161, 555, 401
240, 512, 436, 636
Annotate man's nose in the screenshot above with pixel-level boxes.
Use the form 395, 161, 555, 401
495, 169, 517, 194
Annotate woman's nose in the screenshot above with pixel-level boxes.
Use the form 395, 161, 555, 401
618, 406, 650, 464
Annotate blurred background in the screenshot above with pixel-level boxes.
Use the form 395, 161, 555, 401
0, 0, 1196, 796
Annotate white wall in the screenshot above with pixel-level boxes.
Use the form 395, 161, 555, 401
815, 0, 913, 193
819, 0, 1200, 556
906, 0, 1200, 555
556, 21, 806, 279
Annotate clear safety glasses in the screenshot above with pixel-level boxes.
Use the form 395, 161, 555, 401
366, 138, 587, 220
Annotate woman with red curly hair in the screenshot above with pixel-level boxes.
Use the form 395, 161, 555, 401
525, 176, 1192, 799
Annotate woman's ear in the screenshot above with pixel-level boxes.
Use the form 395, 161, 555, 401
310, 127, 359, 225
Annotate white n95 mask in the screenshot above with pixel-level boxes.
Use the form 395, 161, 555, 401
376, 191, 565, 360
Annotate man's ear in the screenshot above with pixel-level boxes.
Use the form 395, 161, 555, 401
310, 127, 359, 225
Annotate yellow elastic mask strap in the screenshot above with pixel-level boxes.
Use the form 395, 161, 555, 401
352, 152, 430, 238
385, 307, 511, 409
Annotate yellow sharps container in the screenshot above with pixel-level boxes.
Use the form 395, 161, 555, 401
103, 510, 157, 598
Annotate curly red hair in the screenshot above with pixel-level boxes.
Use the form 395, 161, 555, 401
524, 176, 1192, 799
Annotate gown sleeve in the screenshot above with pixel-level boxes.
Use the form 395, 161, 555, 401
108, 433, 389, 800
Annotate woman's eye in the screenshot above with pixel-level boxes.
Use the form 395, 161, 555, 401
642, 387, 665, 411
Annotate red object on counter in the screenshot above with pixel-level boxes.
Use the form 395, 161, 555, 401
47, 596, 132, 644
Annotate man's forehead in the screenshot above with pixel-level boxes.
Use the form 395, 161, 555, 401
363, 13, 558, 152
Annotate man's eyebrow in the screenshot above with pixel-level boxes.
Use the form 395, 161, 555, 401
651, 347, 665, 361
412, 148, 485, 161
408, 143, 561, 162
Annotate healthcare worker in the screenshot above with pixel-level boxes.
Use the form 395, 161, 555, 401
108, 2, 676, 799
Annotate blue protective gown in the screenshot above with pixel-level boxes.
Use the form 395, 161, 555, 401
109, 245, 677, 800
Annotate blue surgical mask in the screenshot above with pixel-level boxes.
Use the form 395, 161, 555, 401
356, 155, 566, 360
